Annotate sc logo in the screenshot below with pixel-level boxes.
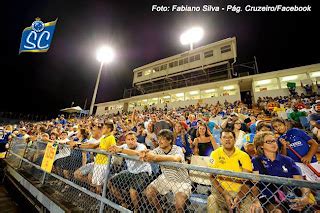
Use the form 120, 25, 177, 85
23, 31, 51, 50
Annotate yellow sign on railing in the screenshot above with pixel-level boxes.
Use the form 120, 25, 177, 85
41, 142, 57, 173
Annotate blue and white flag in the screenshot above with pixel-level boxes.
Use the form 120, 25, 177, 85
19, 17, 58, 54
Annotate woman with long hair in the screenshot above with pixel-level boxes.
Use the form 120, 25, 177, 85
233, 119, 246, 149
193, 122, 219, 156
173, 122, 193, 160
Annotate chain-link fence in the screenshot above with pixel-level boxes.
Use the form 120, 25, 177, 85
4, 138, 320, 212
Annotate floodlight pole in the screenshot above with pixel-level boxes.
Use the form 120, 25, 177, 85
190, 42, 193, 51
89, 61, 104, 115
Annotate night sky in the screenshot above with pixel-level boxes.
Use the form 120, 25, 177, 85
1, 0, 319, 115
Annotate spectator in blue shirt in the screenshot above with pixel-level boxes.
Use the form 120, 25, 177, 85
271, 118, 319, 181
173, 122, 192, 160
253, 131, 311, 212
59, 114, 67, 125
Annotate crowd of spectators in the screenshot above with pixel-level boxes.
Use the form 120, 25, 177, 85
1, 92, 320, 212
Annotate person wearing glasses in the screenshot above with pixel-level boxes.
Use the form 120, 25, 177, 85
252, 131, 312, 212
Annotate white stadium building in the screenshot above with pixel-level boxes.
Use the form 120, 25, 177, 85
94, 37, 320, 115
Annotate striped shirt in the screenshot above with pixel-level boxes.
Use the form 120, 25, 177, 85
152, 145, 191, 183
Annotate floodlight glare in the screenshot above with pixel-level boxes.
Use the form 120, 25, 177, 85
96, 46, 115, 63
180, 27, 204, 49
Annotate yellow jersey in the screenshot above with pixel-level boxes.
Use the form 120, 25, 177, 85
209, 147, 252, 193
95, 134, 116, 165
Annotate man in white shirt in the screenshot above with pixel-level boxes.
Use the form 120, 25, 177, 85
73, 125, 103, 185
108, 131, 152, 212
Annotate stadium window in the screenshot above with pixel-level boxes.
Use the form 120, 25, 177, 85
179, 59, 184, 65
195, 54, 200, 60
173, 61, 178, 66
183, 57, 188, 64
105, 107, 108, 110
144, 70, 151, 76
154, 66, 160, 72
169, 62, 174, 68
137, 72, 142, 77
204, 50, 213, 58
160, 64, 167, 70
221, 45, 231, 53
189, 55, 195, 62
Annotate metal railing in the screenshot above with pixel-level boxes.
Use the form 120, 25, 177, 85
4, 138, 320, 212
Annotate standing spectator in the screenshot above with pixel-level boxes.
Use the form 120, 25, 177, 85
91, 121, 116, 193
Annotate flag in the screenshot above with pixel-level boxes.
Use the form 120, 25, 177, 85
19, 17, 57, 54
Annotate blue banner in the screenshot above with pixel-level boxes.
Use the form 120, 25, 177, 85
19, 18, 58, 54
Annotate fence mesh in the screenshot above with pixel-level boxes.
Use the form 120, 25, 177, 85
4, 138, 320, 212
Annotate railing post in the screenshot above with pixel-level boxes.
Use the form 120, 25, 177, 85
99, 154, 112, 213
41, 171, 46, 185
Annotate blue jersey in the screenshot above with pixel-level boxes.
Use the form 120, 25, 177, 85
278, 128, 317, 163
175, 133, 192, 157
252, 154, 301, 198
0, 131, 11, 143
207, 121, 216, 134
249, 123, 256, 133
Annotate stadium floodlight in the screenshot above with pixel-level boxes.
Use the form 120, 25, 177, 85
89, 46, 115, 115
96, 46, 115, 63
180, 27, 204, 50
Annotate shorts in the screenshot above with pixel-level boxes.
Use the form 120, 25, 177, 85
92, 164, 109, 186
79, 162, 94, 176
109, 170, 151, 193
207, 188, 253, 213
296, 162, 320, 182
149, 174, 192, 197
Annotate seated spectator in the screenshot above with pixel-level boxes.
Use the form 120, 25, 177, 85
108, 131, 152, 211
253, 131, 312, 212
271, 118, 319, 181
233, 119, 246, 149
309, 113, 320, 141
145, 122, 157, 149
289, 106, 307, 128
173, 122, 193, 161
141, 129, 192, 213
193, 122, 219, 156
207, 129, 261, 212
136, 122, 147, 145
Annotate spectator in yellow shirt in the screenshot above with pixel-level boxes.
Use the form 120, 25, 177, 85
207, 129, 262, 213
92, 121, 116, 193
